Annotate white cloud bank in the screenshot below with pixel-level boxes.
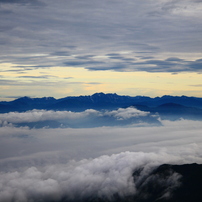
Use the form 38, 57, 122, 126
0, 119, 202, 164
0, 109, 96, 123
0, 107, 155, 128
0, 119, 202, 201
104, 108, 150, 120
0, 151, 183, 202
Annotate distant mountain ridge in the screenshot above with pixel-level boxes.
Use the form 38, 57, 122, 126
0, 92, 202, 113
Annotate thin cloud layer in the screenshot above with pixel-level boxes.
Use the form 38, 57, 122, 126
0, 119, 202, 166
0, 0, 44, 6
0, 0, 202, 73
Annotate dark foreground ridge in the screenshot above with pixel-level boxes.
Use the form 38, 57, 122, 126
132, 163, 202, 202
37, 163, 202, 202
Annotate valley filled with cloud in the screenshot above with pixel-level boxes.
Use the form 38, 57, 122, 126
0, 106, 202, 201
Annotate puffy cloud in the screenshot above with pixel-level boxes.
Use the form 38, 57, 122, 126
0, 107, 155, 128
105, 107, 150, 120
0, 109, 96, 123
0, 151, 184, 202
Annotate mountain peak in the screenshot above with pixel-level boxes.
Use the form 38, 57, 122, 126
13, 96, 33, 102
92, 92, 105, 96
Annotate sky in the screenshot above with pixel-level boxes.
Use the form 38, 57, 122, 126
1, 2, 202, 200
0, 0, 202, 100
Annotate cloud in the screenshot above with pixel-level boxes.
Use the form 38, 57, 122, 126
50, 51, 70, 56
62, 55, 202, 73
18, 75, 50, 79
105, 107, 150, 120
0, 79, 19, 86
0, 119, 202, 201
189, 84, 202, 87
0, 151, 186, 202
85, 82, 102, 85
0, 107, 157, 128
2, 96, 21, 99
0, 0, 202, 73
0, 119, 202, 165
0, 79, 82, 88
63, 60, 105, 67
0, 0, 45, 6
0, 109, 96, 123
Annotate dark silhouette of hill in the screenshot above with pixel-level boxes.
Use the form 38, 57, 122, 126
132, 163, 202, 202
146, 103, 202, 120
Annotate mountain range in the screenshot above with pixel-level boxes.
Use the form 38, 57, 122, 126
0, 93, 202, 120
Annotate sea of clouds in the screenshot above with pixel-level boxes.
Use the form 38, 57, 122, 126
0, 108, 202, 201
